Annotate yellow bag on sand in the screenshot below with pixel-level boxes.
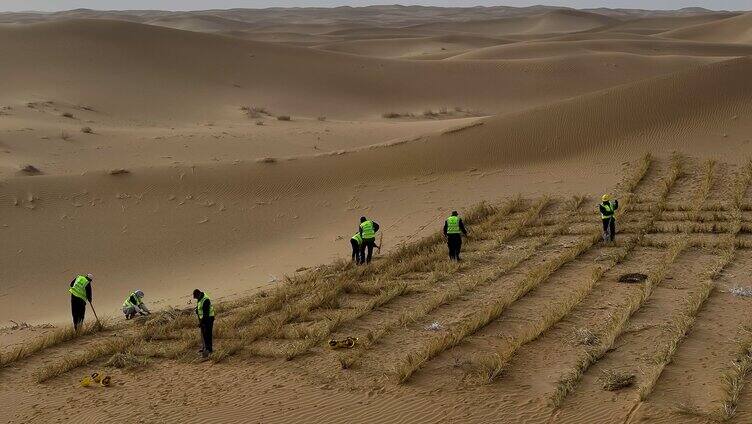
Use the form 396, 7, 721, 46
80, 372, 112, 388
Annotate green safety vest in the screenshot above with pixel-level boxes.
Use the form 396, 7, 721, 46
601, 202, 615, 220
69, 275, 90, 301
196, 293, 215, 319
122, 292, 143, 308
352, 233, 363, 245
360, 221, 375, 239
446, 216, 461, 234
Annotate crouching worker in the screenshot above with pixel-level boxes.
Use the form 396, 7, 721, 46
122, 290, 150, 319
193, 289, 215, 358
351, 232, 364, 264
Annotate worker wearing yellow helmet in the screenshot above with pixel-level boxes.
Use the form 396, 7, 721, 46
599, 194, 619, 242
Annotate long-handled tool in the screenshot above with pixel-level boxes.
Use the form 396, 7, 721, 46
377, 233, 383, 255
88, 300, 103, 329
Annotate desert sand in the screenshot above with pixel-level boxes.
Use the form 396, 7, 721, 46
1, 4, 752, 423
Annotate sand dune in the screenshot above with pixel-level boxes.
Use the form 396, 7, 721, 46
4, 6, 752, 424
408, 9, 617, 37
661, 12, 752, 44
3, 56, 750, 325
452, 38, 752, 60
598, 13, 740, 34
0, 19, 715, 122
315, 34, 511, 58
145, 13, 257, 32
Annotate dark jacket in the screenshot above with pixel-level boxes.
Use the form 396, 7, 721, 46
599, 200, 619, 220
69, 277, 92, 302
443, 218, 468, 236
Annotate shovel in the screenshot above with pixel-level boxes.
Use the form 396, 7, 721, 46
88, 300, 103, 330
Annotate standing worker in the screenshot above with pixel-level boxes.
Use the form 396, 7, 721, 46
351, 232, 364, 264
193, 289, 215, 358
444, 211, 468, 261
359, 216, 380, 264
122, 290, 151, 319
600, 194, 619, 242
69, 273, 94, 331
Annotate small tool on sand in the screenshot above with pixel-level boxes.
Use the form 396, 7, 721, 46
328, 337, 358, 349
618, 273, 648, 284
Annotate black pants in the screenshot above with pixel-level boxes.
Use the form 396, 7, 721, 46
602, 218, 616, 241
71, 296, 86, 330
447, 234, 462, 260
351, 239, 364, 264
200, 316, 214, 352
361, 238, 376, 264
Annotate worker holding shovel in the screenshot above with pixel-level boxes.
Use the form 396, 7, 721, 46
68, 273, 94, 331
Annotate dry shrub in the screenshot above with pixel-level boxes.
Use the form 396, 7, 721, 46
211, 341, 244, 363
62, 112, 74, 118
397, 232, 600, 383
81, 126, 93, 134
600, 370, 635, 391
35, 336, 135, 382
105, 351, 149, 370
0, 321, 103, 369
20, 164, 42, 175
242, 106, 270, 118
573, 328, 599, 346
382, 112, 412, 119
109, 169, 130, 176
256, 157, 277, 164
550, 238, 687, 407
277, 115, 291, 121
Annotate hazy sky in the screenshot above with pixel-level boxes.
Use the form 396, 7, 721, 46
2, 1, 750, 12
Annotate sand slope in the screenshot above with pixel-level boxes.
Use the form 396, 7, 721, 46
452, 38, 752, 60
314, 34, 512, 58
407, 9, 617, 37
2, 56, 751, 324
661, 12, 752, 44
0, 19, 717, 121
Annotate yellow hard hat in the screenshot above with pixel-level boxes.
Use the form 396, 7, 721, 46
602, 194, 612, 202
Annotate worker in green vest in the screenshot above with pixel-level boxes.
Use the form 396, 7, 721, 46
193, 289, 215, 358
443, 211, 468, 261
599, 194, 619, 242
359, 216, 380, 264
68, 273, 94, 331
351, 232, 365, 264
122, 290, 151, 319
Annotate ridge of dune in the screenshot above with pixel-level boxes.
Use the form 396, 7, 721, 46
0, 18, 715, 122
405, 9, 617, 37
145, 13, 257, 32
598, 12, 740, 35
450, 38, 752, 60
313, 34, 512, 58
660, 12, 752, 44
